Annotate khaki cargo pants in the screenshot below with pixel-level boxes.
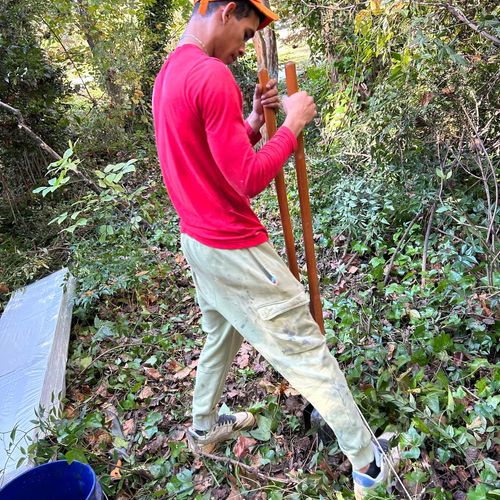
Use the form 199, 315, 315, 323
180, 233, 373, 470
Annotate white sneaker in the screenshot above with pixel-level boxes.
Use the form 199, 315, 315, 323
187, 411, 256, 454
353, 432, 400, 499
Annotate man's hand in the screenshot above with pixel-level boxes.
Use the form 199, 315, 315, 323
282, 91, 317, 138
246, 79, 280, 133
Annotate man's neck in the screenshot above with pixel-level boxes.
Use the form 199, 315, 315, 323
180, 22, 213, 56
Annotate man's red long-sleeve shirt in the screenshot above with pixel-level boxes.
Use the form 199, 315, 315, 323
152, 44, 297, 249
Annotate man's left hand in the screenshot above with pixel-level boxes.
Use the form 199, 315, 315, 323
247, 79, 280, 133
253, 79, 280, 117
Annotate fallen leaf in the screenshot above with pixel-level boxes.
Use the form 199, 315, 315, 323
110, 459, 122, 480
227, 474, 244, 500
479, 295, 493, 317
466, 416, 483, 431
96, 381, 109, 398
333, 279, 347, 295
168, 427, 186, 441
192, 457, 203, 470
139, 385, 154, 399
252, 358, 267, 373
174, 253, 185, 264
420, 91, 434, 106
370, 0, 382, 15
86, 429, 112, 450
0, 283, 9, 294
65, 405, 78, 419
236, 353, 250, 369
212, 486, 232, 499
227, 389, 240, 398
74, 390, 86, 402
116, 493, 133, 500
387, 342, 396, 360
249, 451, 262, 468
174, 366, 193, 380
233, 435, 257, 459
123, 418, 135, 436
143, 434, 165, 454
348, 265, 359, 274
319, 458, 335, 480
144, 367, 162, 380
258, 379, 277, 393
165, 359, 182, 372
193, 470, 213, 492
456, 466, 469, 484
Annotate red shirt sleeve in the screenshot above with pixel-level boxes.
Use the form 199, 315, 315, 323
244, 120, 262, 146
193, 60, 297, 198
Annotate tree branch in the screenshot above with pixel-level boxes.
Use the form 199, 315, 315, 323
0, 100, 62, 161
0, 100, 101, 194
199, 451, 295, 484
444, 3, 500, 47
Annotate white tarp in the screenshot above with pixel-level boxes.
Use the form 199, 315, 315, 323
0, 268, 75, 486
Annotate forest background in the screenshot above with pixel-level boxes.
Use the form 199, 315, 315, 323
0, 0, 498, 498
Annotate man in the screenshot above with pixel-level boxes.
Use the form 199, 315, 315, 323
152, 1, 398, 497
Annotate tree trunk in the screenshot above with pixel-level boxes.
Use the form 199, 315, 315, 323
254, 26, 278, 81
253, 0, 279, 141
73, 0, 123, 107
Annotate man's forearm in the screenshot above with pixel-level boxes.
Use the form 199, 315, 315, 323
246, 110, 264, 134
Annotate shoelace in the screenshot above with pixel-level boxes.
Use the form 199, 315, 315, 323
216, 414, 236, 427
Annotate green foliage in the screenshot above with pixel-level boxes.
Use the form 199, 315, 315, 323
230, 50, 259, 116
1, 0, 499, 497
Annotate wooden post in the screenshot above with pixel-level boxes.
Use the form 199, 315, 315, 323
284, 62, 325, 333
258, 68, 300, 280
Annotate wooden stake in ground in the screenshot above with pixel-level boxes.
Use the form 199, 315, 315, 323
284, 62, 325, 333
258, 68, 300, 281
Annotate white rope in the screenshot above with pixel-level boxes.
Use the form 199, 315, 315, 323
355, 404, 414, 500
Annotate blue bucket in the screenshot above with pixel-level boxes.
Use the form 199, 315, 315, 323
0, 460, 103, 500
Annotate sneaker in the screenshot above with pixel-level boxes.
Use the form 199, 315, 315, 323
187, 411, 256, 454
353, 432, 400, 499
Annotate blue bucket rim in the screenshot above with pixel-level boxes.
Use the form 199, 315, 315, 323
0, 460, 98, 500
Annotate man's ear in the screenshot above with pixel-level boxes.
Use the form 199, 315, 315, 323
220, 2, 237, 25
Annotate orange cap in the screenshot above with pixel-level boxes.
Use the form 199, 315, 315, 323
193, 0, 279, 31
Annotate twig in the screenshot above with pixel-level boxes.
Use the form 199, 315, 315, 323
422, 203, 436, 288
199, 451, 295, 484
39, 17, 97, 106
444, 3, 500, 47
384, 211, 422, 286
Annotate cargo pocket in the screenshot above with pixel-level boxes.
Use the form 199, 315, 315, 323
256, 291, 310, 321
